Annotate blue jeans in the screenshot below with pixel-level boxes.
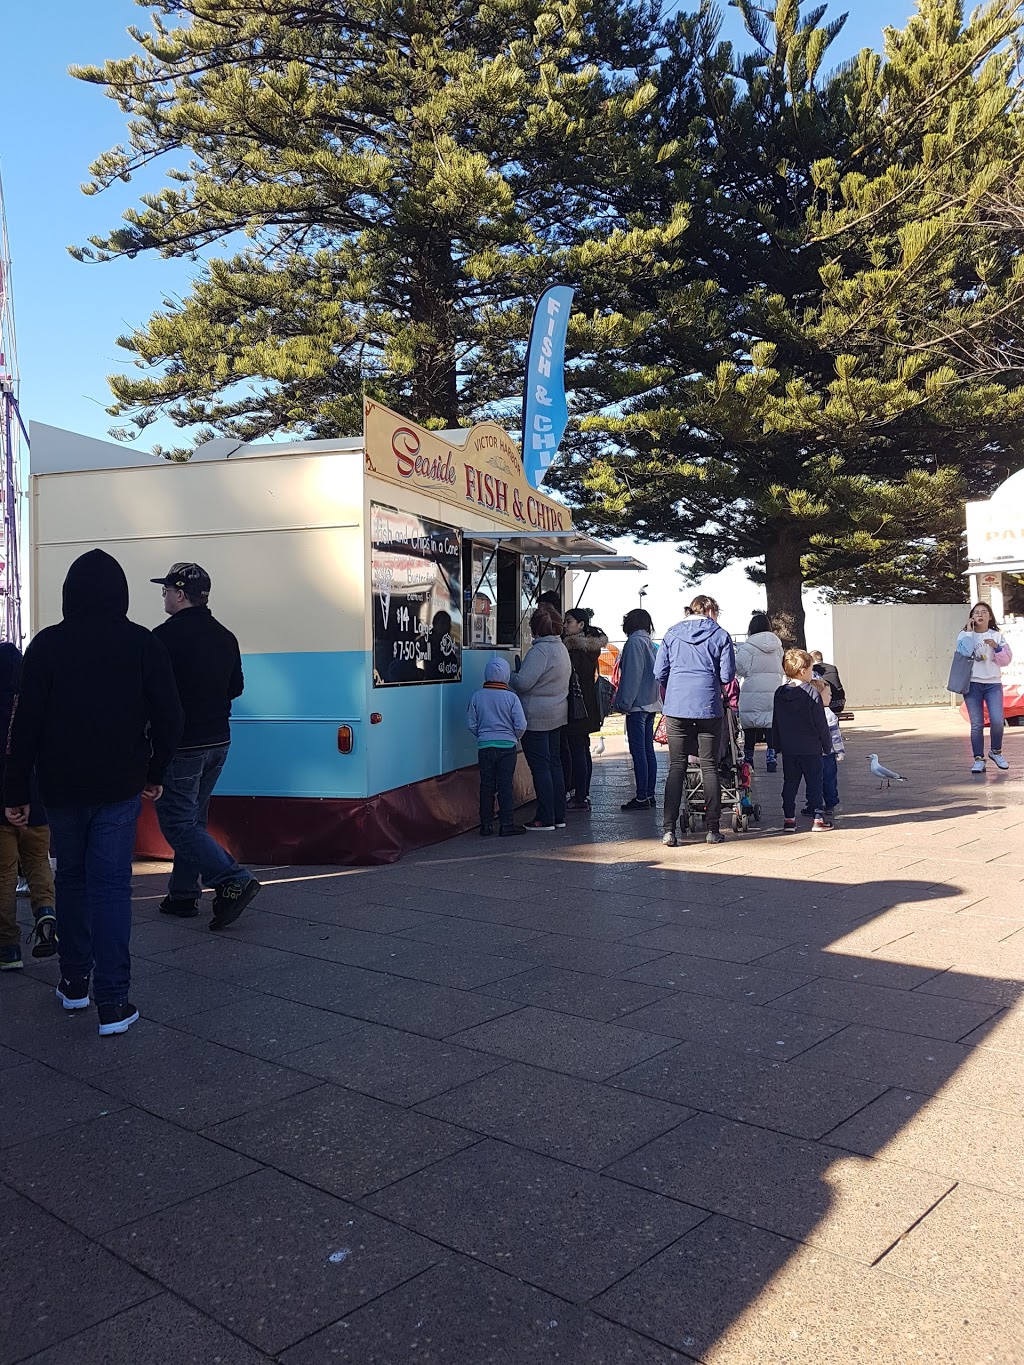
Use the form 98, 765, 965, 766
625, 711, 657, 801
46, 797, 141, 1005
567, 733, 594, 800
823, 754, 839, 810
478, 747, 517, 829
156, 746, 243, 898
782, 754, 824, 818
964, 681, 1005, 757
521, 728, 565, 827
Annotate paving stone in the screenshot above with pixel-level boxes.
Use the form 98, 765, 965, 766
366, 943, 533, 989
0, 1061, 125, 1149
767, 976, 1000, 1040
516, 936, 670, 976
281, 1256, 688, 1364
229, 911, 403, 967
0, 1181, 76, 1267
207, 1082, 476, 1198
124, 916, 208, 957
394, 915, 547, 953
0, 1042, 29, 1068
148, 937, 302, 983
0, 1214, 156, 1365
131, 967, 257, 1023
594, 1214, 1008, 1365
827, 1089, 1024, 1194
177, 994, 364, 1059
753, 945, 947, 991
916, 969, 1024, 1009
17, 1294, 276, 1365
610, 1042, 887, 1140
510, 907, 670, 941
418, 1062, 693, 1169
622, 952, 817, 1003
0, 1107, 259, 1235
105, 1167, 441, 1354
791, 1024, 972, 1095
480, 966, 671, 1022
261, 890, 437, 935
450, 1007, 677, 1081
92, 1035, 316, 1130
364, 1139, 707, 1302
623, 923, 788, 963
615, 993, 845, 1059
283, 1022, 505, 1105
877, 1183, 1024, 1306
1, 1014, 198, 1084
607, 1112, 953, 1262
255, 957, 519, 1036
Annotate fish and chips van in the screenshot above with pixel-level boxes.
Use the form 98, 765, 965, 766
27, 401, 642, 862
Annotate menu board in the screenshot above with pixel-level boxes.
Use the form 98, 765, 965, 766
371, 503, 462, 687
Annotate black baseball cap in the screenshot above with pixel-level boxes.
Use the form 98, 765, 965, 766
150, 561, 212, 595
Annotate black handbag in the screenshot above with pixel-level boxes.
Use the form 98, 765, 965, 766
568, 669, 589, 722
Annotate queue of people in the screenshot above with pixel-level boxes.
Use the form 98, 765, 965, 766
1, 550, 259, 1035
470, 594, 853, 841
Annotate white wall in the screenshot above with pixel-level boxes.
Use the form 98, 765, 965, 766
832, 604, 966, 708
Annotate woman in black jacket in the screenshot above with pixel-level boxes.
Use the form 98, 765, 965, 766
564, 608, 606, 811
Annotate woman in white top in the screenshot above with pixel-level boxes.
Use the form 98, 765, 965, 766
956, 603, 1013, 773
735, 612, 785, 771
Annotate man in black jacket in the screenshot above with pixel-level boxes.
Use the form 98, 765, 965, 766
4, 549, 183, 1035
151, 562, 260, 929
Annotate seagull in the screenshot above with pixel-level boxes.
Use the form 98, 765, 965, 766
869, 754, 907, 789
592, 736, 605, 756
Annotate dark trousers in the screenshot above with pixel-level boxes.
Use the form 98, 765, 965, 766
664, 716, 722, 832
559, 727, 572, 797
46, 796, 141, 1005
567, 733, 594, 801
521, 728, 566, 827
625, 711, 657, 801
478, 747, 517, 829
742, 726, 774, 763
155, 745, 243, 898
823, 754, 839, 810
782, 754, 824, 818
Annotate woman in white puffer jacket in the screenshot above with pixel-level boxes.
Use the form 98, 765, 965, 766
735, 612, 785, 771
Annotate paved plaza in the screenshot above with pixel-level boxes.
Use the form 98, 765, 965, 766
1, 706, 1023, 1363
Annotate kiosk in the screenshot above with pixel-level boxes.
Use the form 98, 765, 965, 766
965, 470, 1024, 717
27, 401, 643, 862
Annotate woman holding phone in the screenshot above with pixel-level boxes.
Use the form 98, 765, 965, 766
956, 603, 1013, 773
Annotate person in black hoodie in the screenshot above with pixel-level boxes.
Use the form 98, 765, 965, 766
0, 643, 56, 969
4, 549, 183, 1034
771, 648, 834, 833
150, 561, 259, 928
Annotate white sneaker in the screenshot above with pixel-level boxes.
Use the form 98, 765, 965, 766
971, 758, 986, 774
662, 830, 678, 847
990, 752, 1010, 770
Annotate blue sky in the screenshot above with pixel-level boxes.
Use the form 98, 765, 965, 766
1, 0, 904, 449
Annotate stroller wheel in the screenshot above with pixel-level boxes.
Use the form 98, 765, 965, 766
731, 809, 741, 833
752, 803, 762, 822
740, 814, 750, 833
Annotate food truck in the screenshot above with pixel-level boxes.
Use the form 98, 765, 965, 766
965, 468, 1024, 718
27, 400, 643, 863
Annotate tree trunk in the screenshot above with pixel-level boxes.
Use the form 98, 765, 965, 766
764, 536, 807, 649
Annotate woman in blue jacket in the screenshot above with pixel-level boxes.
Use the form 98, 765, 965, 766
616, 609, 660, 811
656, 595, 736, 846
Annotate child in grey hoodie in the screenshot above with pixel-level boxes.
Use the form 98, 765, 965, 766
467, 658, 527, 836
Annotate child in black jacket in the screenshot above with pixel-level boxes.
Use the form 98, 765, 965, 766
772, 649, 834, 832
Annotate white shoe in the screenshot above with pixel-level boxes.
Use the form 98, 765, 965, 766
662, 830, 678, 847
971, 758, 986, 774
990, 752, 1009, 770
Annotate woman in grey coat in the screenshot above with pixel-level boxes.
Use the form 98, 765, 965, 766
510, 607, 572, 831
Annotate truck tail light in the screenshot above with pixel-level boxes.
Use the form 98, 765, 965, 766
337, 725, 354, 754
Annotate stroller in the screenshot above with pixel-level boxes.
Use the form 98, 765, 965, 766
682, 708, 762, 835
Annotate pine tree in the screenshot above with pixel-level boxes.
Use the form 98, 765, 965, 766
72, 0, 677, 451
552, 0, 1024, 645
